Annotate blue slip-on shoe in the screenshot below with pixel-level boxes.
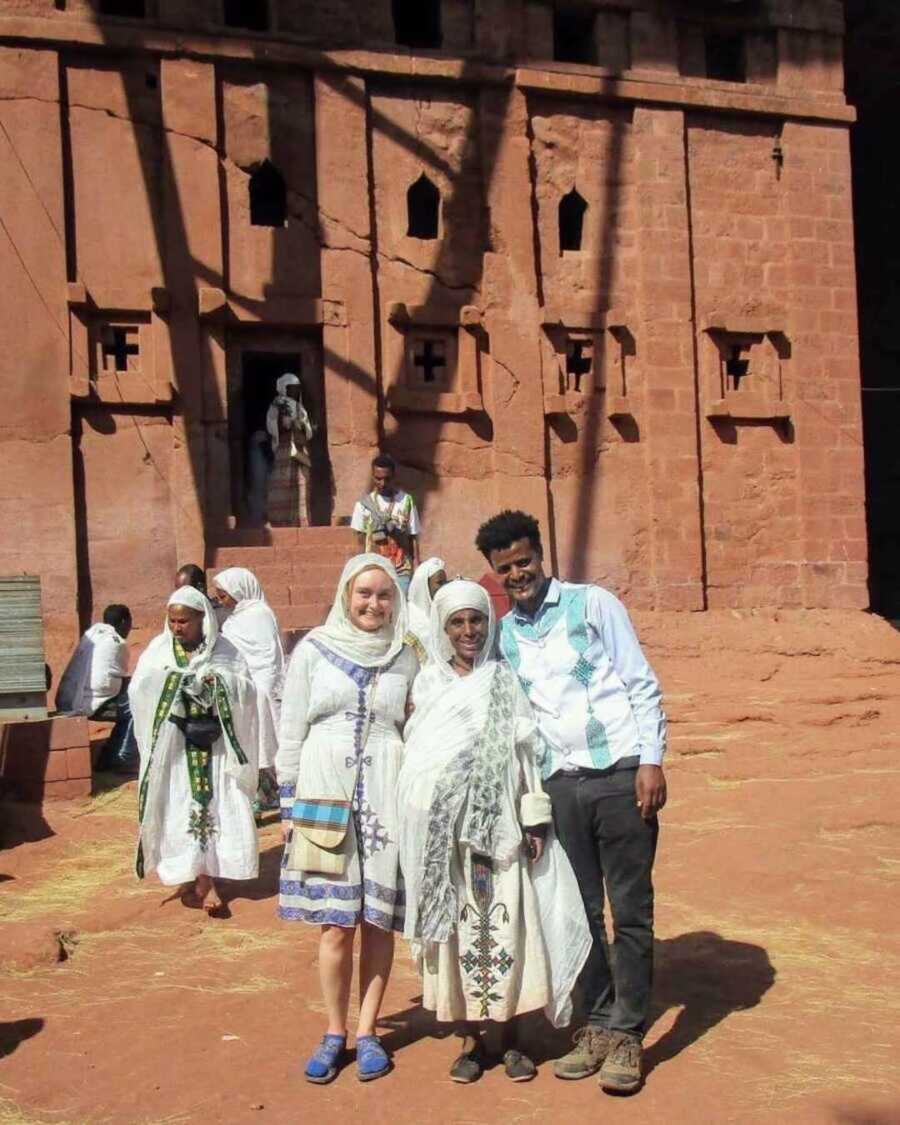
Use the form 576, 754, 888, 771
304, 1034, 347, 1085
356, 1035, 391, 1082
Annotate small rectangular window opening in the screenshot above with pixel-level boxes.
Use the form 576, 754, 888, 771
554, 4, 597, 65
97, 0, 146, 16
725, 344, 750, 390
223, 0, 269, 32
705, 31, 746, 83
565, 338, 594, 393
393, 0, 443, 50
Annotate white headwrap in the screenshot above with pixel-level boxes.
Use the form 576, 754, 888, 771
429, 579, 496, 678
306, 553, 408, 669
164, 586, 220, 676
406, 556, 447, 642
267, 372, 313, 458
214, 566, 266, 607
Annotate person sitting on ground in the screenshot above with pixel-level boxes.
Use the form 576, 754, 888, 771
404, 556, 448, 663
56, 604, 138, 773
212, 567, 285, 816
350, 454, 421, 594
130, 587, 259, 917
398, 581, 590, 1084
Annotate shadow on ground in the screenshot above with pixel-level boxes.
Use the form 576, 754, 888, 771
418, 929, 777, 1072
0, 1018, 44, 1059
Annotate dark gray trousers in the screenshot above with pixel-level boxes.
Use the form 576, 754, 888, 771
545, 765, 658, 1038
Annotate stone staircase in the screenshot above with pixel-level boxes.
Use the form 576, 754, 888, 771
207, 526, 356, 648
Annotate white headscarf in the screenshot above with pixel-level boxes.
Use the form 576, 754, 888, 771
163, 585, 220, 675
214, 566, 265, 606
267, 372, 313, 457
428, 580, 496, 679
406, 556, 447, 641
306, 553, 408, 669
213, 568, 283, 673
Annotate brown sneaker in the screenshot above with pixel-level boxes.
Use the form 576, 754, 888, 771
598, 1032, 643, 1094
553, 1026, 614, 1080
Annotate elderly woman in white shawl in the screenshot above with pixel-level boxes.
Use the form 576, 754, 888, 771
212, 566, 284, 813
276, 554, 418, 1085
403, 556, 447, 663
398, 580, 590, 1083
130, 587, 259, 917
266, 372, 314, 527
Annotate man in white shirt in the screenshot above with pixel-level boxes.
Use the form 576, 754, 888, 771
57, 604, 137, 772
477, 510, 667, 1096
350, 453, 421, 593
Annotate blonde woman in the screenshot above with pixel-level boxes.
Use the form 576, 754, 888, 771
276, 555, 417, 1083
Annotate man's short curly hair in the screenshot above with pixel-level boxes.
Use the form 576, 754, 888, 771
475, 510, 543, 562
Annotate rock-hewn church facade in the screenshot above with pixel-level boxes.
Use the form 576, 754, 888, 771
0, 0, 866, 682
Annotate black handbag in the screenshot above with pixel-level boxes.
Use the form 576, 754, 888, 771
168, 711, 222, 749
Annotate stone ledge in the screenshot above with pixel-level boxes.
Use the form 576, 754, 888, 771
0, 16, 854, 125
706, 395, 791, 422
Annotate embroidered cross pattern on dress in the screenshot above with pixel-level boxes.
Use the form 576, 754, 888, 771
460, 855, 515, 1021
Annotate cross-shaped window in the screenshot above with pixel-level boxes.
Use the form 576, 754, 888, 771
412, 338, 447, 384
101, 326, 140, 373
725, 344, 749, 390
566, 338, 593, 392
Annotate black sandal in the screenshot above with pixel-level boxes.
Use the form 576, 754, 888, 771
449, 1044, 484, 1084
503, 1048, 537, 1082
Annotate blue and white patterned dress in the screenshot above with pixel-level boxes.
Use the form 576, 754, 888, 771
276, 637, 418, 931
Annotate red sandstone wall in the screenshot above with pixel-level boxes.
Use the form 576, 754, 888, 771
0, 1, 868, 663
0, 46, 77, 692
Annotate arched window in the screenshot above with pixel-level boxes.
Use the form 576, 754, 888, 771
559, 187, 587, 252
407, 173, 440, 240
249, 160, 286, 228
393, 0, 442, 49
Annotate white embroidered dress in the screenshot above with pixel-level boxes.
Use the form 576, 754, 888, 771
398, 582, 591, 1027
131, 587, 260, 886
276, 555, 417, 931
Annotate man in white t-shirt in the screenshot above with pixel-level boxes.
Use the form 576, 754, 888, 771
56, 604, 138, 772
350, 453, 421, 592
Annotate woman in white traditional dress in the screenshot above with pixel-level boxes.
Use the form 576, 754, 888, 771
130, 587, 260, 917
398, 581, 591, 1083
266, 372, 314, 527
212, 566, 284, 814
276, 554, 418, 1084
403, 556, 447, 663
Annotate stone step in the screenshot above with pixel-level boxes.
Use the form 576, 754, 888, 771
210, 526, 356, 549
207, 561, 344, 589
208, 543, 356, 569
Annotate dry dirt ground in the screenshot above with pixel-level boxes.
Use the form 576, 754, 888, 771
1, 609, 899, 1125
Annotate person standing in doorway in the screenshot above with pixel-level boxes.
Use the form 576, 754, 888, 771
475, 510, 667, 1096
350, 454, 421, 594
266, 373, 315, 528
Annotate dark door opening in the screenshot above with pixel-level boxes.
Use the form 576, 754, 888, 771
234, 350, 331, 529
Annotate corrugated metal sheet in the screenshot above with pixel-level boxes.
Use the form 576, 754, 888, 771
0, 576, 46, 694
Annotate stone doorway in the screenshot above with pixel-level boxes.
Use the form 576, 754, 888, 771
226, 334, 332, 528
